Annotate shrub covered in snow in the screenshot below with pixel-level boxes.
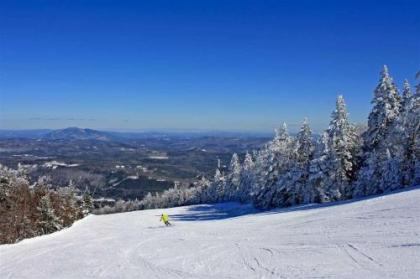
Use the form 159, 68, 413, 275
0, 165, 84, 244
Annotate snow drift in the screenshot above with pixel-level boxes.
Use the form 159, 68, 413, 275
1, 188, 419, 279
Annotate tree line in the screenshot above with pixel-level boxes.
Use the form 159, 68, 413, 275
135, 66, 419, 210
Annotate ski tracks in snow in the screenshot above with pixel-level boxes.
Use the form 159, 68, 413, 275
1, 188, 420, 278
234, 242, 287, 278
346, 243, 382, 267
336, 242, 387, 279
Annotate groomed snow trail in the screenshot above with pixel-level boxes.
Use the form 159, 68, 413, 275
1, 188, 420, 279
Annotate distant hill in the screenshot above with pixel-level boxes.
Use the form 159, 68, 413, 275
44, 127, 112, 141
0, 127, 274, 140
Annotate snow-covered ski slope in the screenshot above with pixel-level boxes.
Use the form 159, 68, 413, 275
1, 188, 420, 279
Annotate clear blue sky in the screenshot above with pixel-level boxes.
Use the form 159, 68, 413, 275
0, 0, 419, 133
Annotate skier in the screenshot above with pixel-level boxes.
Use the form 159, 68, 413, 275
160, 213, 171, 226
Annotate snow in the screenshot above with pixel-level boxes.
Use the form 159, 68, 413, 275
94, 197, 116, 202
111, 176, 139, 187
149, 155, 169, 160
1, 188, 420, 279
136, 165, 148, 172
43, 161, 79, 168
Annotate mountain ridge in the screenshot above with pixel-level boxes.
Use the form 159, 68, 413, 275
43, 127, 112, 141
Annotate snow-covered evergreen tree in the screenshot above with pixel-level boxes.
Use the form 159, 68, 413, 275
356, 146, 402, 196
400, 79, 413, 115
212, 168, 226, 202
82, 191, 94, 216
238, 152, 255, 202
59, 185, 81, 226
265, 118, 315, 207
296, 118, 313, 168
389, 79, 418, 186
292, 118, 314, 203
38, 194, 62, 234
225, 153, 241, 200
380, 149, 400, 191
252, 123, 294, 208
355, 67, 404, 197
141, 192, 155, 209
364, 65, 401, 150
264, 123, 293, 186
326, 95, 358, 200
307, 133, 332, 203
251, 143, 270, 197
195, 176, 212, 203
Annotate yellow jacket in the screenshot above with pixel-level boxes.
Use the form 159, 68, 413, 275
160, 213, 169, 222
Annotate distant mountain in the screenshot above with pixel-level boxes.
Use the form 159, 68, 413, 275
44, 127, 112, 141
0, 127, 273, 141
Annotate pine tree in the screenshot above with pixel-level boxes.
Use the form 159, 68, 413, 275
265, 123, 293, 186
252, 143, 270, 196
252, 123, 294, 208
380, 149, 400, 191
355, 66, 402, 197
400, 79, 413, 115
38, 194, 62, 234
296, 118, 313, 168
326, 95, 358, 200
141, 192, 155, 209
238, 152, 255, 202
390, 79, 417, 186
357, 146, 401, 195
268, 118, 315, 207
82, 191, 94, 216
195, 176, 211, 203
307, 133, 332, 203
226, 153, 241, 200
292, 118, 314, 204
213, 168, 226, 202
60, 186, 80, 226
365, 65, 401, 150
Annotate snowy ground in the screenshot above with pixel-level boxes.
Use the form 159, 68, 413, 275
1, 188, 420, 279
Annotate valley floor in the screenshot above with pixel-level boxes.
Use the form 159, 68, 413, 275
1, 188, 420, 278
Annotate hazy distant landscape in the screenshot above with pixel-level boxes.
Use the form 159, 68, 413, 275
0, 127, 268, 200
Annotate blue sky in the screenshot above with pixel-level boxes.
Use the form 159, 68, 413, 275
0, 0, 419, 133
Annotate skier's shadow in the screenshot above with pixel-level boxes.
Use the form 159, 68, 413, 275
170, 186, 420, 221
170, 202, 258, 221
